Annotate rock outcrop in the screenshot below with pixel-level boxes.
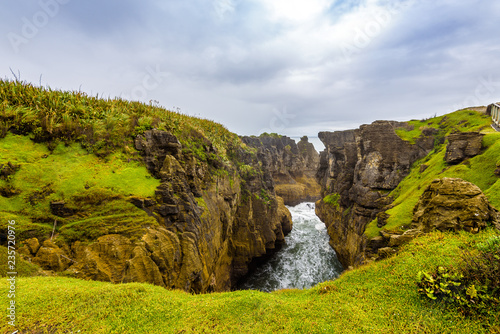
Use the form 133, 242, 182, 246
445, 132, 484, 164
241, 135, 321, 206
315, 121, 437, 268
412, 178, 500, 232
20, 129, 293, 293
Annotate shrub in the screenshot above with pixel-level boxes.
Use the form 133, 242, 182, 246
417, 236, 500, 315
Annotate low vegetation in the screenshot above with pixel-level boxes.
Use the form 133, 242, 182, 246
2, 229, 499, 333
0, 133, 159, 242
0, 79, 244, 159
417, 234, 500, 316
323, 193, 340, 209
394, 109, 492, 145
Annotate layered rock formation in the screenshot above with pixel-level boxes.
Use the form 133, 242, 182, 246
19, 129, 293, 293
445, 132, 484, 164
315, 121, 437, 267
241, 135, 321, 206
412, 178, 500, 232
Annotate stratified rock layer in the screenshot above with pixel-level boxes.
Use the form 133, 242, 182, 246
241, 135, 321, 206
315, 121, 436, 268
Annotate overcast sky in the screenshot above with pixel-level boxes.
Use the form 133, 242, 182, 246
1, 0, 499, 149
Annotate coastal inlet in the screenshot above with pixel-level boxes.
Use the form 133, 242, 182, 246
238, 202, 344, 292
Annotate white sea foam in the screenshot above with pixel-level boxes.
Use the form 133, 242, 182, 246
238, 202, 344, 292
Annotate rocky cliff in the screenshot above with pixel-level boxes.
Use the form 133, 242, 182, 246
16, 129, 292, 292
241, 135, 321, 206
315, 110, 500, 268
0, 80, 294, 293
315, 121, 437, 267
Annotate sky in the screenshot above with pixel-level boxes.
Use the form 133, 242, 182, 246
1, 0, 500, 150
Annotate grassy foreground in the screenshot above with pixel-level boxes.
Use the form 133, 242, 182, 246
2, 229, 499, 333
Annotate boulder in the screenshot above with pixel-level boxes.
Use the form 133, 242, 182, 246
377, 247, 397, 259
445, 132, 484, 164
412, 178, 500, 233
24, 238, 41, 255
388, 229, 424, 247
33, 239, 73, 271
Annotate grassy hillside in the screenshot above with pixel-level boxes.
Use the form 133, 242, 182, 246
0, 79, 255, 244
0, 79, 242, 158
365, 110, 499, 238
1, 228, 499, 333
0, 133, 161, 242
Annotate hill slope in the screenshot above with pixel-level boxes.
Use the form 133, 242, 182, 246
1, 228, 499, 333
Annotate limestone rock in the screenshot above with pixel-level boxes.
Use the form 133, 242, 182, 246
33, 239, 73, 271
50, 201, 76, 217
24, 238, 41, 255
241, 135, 321, 206
412, 178, 500, 233
388, 229, 424, 247
134, 130, 182, 177
316, 121, 436, 268
445, 132, 484, 164
377, 247, 397, 259
19, 127, 294, 293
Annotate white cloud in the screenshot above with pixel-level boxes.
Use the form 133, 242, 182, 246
259, 0, 331, 22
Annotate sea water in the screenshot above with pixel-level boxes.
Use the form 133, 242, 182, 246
238, 202, 343, 292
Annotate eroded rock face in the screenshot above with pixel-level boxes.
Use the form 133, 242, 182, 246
241, 135, 321, 206
445, 132, 484, 164
316, 121, 436, 268
23, 129, 293, 293
411, 178, 500, 233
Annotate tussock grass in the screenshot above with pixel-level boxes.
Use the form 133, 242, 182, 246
0, 79, 243, 158
2, 229, 499, 333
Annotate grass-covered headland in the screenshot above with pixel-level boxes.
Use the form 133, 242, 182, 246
0, 78, 251, 244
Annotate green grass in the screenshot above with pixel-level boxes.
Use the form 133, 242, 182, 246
2, 229, 499, 333
365, 130, 500, 238
0, 132, 160, 242
323, 193, 340, 209
395, 109, 493, 145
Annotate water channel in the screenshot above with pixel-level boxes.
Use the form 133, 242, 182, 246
238, 202, 344, 292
